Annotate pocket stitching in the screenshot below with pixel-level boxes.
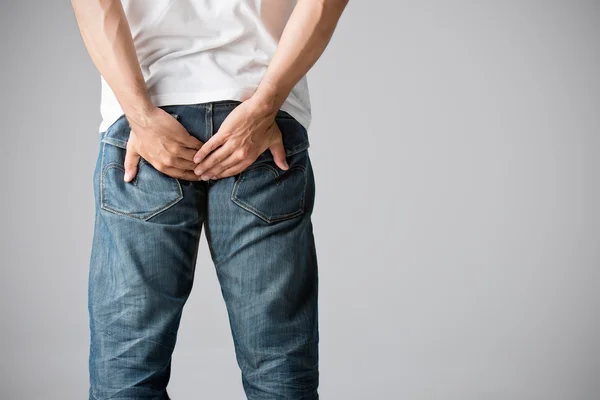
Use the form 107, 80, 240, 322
100, 144, 184, 221
230, 162, 307, 224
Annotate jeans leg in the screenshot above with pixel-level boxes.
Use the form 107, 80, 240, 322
88, 120, 206, 399
205, 105, 319, 399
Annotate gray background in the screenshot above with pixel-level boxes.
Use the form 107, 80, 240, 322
1, 1, 599, 399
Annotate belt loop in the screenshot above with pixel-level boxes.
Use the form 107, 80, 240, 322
206, 102, 213, 139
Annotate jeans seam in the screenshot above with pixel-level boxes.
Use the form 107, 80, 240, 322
206, 102, 213, 138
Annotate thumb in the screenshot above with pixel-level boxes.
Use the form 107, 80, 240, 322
269, 139, 289, 171
124, 141, 141, 182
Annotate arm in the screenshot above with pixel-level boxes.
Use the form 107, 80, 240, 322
193, 0, 350, 180
71, 0, 202, 181
70, 0, 153, 127
251, 0, 351, 114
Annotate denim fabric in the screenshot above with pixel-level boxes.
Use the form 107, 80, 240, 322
88, 100, 319, 400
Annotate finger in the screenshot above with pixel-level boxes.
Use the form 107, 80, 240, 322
180, 134, 204, 150
178, 169, 202, 182
193, 134, 226, 163
124, 141, 141, 182
161, 165, 203, 182
198, 152, 240, 179
194, 144, 234, 176
212, 160, 248, 180
174, 146, 201, 162
269, 137, 288, 171
164, 155, 198, 171
159, 145, 202, 170
208, 151, 255, 180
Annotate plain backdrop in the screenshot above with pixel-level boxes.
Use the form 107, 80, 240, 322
1, 1, 599, 399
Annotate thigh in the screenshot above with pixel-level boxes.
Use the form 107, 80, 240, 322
206, 105, 319, 399
88, 112, 205, 400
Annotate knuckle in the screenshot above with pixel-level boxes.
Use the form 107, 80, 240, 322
237, 148, 248, 159
166, 145, 179, 157
155, 161, 167, 172
163, 154, 176, 166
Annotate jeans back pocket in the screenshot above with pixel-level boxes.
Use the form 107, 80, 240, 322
99, 113, 184, 221
230, 114, 311, 224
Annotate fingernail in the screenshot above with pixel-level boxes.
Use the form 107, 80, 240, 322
201, 175, 210, 181
123, 172, 131, 181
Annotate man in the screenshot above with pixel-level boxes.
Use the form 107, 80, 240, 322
70, 0, 348, 399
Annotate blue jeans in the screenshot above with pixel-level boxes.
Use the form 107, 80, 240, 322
88, 100, 319, 400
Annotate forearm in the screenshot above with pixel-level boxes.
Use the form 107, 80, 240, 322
253, 0, 349, 112
71, 0, 154, 128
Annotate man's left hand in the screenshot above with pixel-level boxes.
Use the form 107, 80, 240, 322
193, 98, 289, 180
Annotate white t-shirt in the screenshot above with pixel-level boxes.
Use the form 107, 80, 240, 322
98, 0, 311, 133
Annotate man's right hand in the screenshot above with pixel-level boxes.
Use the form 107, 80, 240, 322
123, 107, 204, 182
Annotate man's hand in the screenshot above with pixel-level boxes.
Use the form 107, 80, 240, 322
192, 97, 289, 181
71, 0, 205, 182
191, 0, 349, 181
124, 107, 204, 182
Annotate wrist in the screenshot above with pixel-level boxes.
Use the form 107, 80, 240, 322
250, 78, 290, 114
123, 99, 157, 130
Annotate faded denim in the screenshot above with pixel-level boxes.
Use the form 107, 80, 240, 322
88, 100, 319, 400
